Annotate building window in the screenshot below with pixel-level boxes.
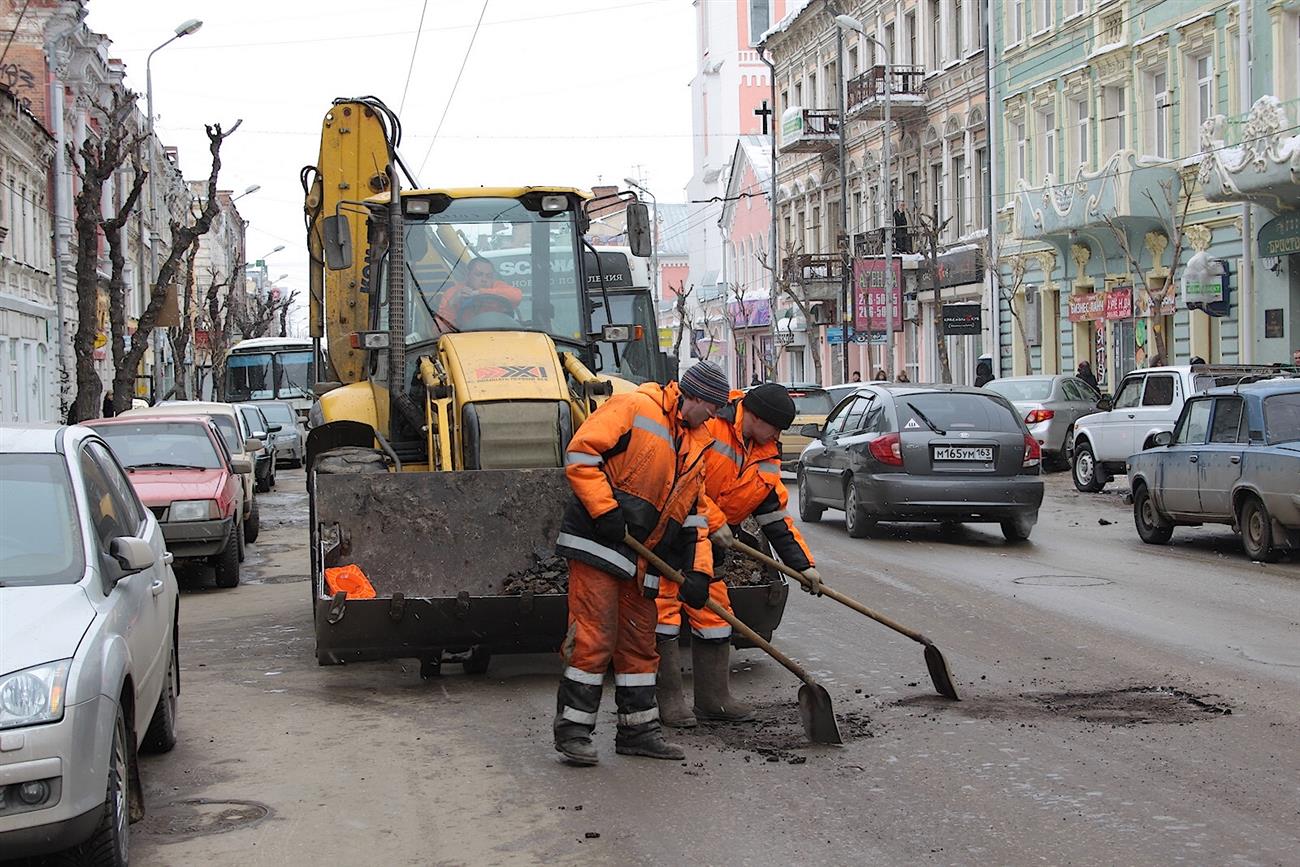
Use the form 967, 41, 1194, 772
952, 154, 966, 237
1147, 70, 1168, 158
1194, 54, 1214, 134
952, 0, 964, 59
794, 82, 802, 106
1103, 84, 1126, 154
852, 191, 863, 232
780, 89, 789, 114
931, 3, 941, 68
811, 206, 821, 251
974, 146, 988, 228
1072, 96, 1090, 168
1014, 120, 1027, 183
1011, 0, 1025, 44
1038, 107, 1056, 178
1067, 0, 1086, 17
1033, 0, 1051, 33
809, 72, 818, 107
930, 162, 944, 219
906, 12, 917, 65
848, 47, 859, 78
748, 0, 770, 45
885, 23, 896, 65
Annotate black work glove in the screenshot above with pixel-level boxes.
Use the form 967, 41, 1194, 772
679, 571, 710, 610
594, 507, 627, 545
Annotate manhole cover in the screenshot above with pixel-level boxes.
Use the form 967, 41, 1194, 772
143, 798, 270, 840
1013, 574, 1112, 587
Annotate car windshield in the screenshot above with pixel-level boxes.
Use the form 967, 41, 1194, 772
261, 403, 297, 426
0, 454, 86, 586
96, 422, 223, 470
789, 390, 833, 415
1262, 393, 1300, 444
897, 393, 1023, 432
983, 379, 1053, 401
395, 196, 584, 346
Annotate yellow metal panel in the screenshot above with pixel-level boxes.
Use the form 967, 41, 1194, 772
440, 331, 568, 403
318, 381, 379, 428
363, 186, 594, 205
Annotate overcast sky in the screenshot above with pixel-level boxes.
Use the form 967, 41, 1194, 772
85, 0, 699, 326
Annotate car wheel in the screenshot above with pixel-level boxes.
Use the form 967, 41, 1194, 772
797, 469, 824, 522
63, 705, 131, 866
215, 527, 241, 588
844, 481, 874, 539
1133, 483, 1174, 545
142, 642, 179, 753
1239, 495, 1280, 562
1071, 441, 1105, 492
1062, 425, 1075, 466
1000, 513, 1036, 542
237, 517, 246, 562
244, 497, 261, 544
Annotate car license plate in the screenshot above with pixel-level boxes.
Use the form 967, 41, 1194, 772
932, 446, 993, 462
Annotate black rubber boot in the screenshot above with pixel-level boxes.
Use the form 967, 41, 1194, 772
656, 638, 697, 728
692, 639, 754, 722
554, 734, 599, 765
554, 676, 602, 765
613, 683, 685, 760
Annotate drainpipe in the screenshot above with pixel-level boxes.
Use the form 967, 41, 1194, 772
1237, 0, 1253, 363
757, 44, 780, 380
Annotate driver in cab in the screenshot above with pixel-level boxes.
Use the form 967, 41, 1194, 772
438, 257, 523, 329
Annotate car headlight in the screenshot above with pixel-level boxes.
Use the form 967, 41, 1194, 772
169, 499, 220, 521
0, 660, 71, 730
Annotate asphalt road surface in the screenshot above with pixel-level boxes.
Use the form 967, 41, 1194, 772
64, 469, 1300, 866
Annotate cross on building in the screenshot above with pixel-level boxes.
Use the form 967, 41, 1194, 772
753, 99, 773, 135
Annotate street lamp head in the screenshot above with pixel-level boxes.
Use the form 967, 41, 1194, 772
623, 177, 642, 190
833, 14, 865, 33
243, 184, 260, 195
175, 19, 203, 37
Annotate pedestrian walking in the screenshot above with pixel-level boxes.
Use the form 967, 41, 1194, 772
552, 360, 731, 766
656, 383, 822, 728
1077, 360, 1099, 391
974, 357, 994, 387
101, 392, 115, 418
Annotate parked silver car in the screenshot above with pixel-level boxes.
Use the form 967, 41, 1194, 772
0, 425, 179, 863
1127, 379, 1300, 561
982, 374, 1102, 467
797, 385, 1045, 541
257, 401, 305, 468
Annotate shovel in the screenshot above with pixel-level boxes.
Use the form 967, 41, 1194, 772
728, 539, 960, 701
623, 534, 842, 746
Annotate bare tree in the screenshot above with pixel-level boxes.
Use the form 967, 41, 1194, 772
277, 289, 300, 338
913, 213, 954, 383
982, 229, 1036, 374
104, 150, 148, 411
758, 240, 825, 387
166, 238, 202, 400
669, 281, 694, 362
202, 267, 234, 401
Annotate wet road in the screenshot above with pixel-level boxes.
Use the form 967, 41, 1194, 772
124, 469, 1298, 866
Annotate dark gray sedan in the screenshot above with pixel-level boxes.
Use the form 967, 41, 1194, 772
1127, 378, 1300, 561
982, 374, 1102, 466
796, 385, 1045, 541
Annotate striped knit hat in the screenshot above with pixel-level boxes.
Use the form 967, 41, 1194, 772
678, 361, 730, 407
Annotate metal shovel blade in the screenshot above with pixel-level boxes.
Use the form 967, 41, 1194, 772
797, 683, 843, 745
924, 644, 961, 701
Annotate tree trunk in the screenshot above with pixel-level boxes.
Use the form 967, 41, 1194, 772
168, 240, 200, 400
69, 172, 105, 424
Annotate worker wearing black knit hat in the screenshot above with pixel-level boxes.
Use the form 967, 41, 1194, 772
654, 382, 821, 730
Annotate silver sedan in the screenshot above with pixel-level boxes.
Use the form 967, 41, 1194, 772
982, 375, 1103, 466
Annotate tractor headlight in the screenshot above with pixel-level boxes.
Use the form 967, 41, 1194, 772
0, 661, 70, 730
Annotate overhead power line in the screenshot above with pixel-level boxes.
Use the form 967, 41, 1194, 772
416, 0, 491, 180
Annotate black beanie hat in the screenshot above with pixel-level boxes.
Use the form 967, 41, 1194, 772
743, 383, 797, 430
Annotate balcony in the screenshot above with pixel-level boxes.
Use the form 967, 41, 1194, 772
853, 227, 914, 257
784, 254, 843, 297
779, 107, 839, 154
1200, 96, 1300, 212
846, 66, 927, 122
1014, 150, 1182, 241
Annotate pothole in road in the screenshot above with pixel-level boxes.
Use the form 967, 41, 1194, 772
679, 699, 875, 763
140, 798, 271, 840
1013, 574, 1113, 587
895, 686, 1231, 726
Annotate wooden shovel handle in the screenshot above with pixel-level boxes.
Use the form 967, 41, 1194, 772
730, 539, 934, 647
623, 534, 820, 687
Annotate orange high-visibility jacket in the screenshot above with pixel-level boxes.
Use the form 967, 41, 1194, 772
696, 391, 814, 572
555, 380, 714, 592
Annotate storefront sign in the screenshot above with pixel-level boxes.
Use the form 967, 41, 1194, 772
826, 325, 848, 345
1258, 213, 1300, 257
727, 299, 772, 328
1067, 291, 1106, 322
919, 247, 984, 290
1104, 286, 1132, 320
941, 303, 982, 335
1182, 279, 1223, 303
852, 258, 903, 332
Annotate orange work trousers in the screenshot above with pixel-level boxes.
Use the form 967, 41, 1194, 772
655, 578, 733, 641
563, 559, 659, 681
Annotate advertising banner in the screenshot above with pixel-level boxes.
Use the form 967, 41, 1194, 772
941, 303, 982, 335
852, 258, 903, 332
1104, 286, 1132, 320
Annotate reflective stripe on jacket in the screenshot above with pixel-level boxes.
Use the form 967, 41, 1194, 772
697, 392, 814, 572
555, 381, 714, 584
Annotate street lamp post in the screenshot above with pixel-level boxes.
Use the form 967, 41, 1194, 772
835, 23, 851, 382
623, 178, 659, 301
146, 18, 202, 401
835, 14, 894, 379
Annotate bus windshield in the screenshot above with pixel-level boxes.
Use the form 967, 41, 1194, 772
589, 292, 661, 384
397, 197, 585, 346
227, 350, 313, 401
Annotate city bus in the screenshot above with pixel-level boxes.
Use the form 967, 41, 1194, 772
224, 337, 317, 416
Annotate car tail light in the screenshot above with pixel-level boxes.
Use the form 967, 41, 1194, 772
1022, 433, 1042, 469
868, 432, 903, 466
1024, 408, 1055, 424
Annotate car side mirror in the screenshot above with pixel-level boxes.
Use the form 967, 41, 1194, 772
1153, 431, 1173, 447
109, 536, 156, 576
231, 456, 254, 475
1097, 395, 1113, 411
799, 423, 822, 438
268, 424, 283, 433
244, 437, 264, 453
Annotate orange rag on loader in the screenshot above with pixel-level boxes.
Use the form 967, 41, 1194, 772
324, 564, 376, 599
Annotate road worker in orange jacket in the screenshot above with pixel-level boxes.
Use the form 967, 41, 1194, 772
552, 361, 733, 765
656, 383, 822, 728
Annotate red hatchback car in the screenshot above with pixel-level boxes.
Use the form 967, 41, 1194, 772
85, 415, 250, 587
